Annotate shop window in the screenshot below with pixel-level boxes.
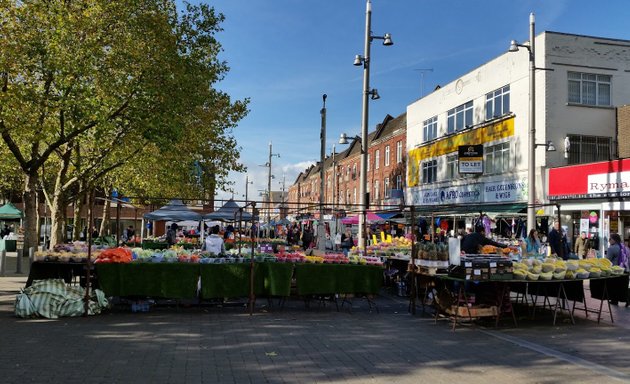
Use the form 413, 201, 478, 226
567, 134, 612, 164
422, 160, 437, 183
423, 116, 437, 142
485, 142, 511, 174
447, 101, 473, 134
486, 85, 510, 120
446, 154, 458, 180
568, 71, 611, 106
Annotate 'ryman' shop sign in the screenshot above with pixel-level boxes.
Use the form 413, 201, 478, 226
548, 159, 630, 200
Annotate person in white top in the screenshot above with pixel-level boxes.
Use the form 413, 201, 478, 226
204, 225, 226, 255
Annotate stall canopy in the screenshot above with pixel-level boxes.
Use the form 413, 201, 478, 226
204, 199, 253, 222
0, 202, 24, 219
143, 199, 202, 221
341, 212, 386, 225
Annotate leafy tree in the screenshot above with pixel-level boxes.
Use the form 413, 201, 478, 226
0, 0, 248, 249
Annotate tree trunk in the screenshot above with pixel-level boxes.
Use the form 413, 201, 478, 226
48, 189, 65, 248
22, 173, 39, 252
99, 188, 110, 237
72, 184, 85, 241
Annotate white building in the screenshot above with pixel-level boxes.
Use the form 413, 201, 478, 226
405, 31, 630, 238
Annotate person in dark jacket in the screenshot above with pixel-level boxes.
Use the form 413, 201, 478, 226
548, 221, 563, 258
301, 227, 313, 250
461, 226, 507, 254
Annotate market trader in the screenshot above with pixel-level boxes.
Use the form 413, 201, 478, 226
204, 225, 226, 255
461, 225, 508, 254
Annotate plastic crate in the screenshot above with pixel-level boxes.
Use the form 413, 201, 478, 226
131, 301, 150, 313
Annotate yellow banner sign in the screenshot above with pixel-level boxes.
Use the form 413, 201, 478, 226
407, 117, 515, 187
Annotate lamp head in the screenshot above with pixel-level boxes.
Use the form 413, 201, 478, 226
338, 133, 349, 145
508, 40, 519, 52
546, 141, 556, 152
353, 55, 363, 66
370, 89, 380, 100
382, 33, 393, 46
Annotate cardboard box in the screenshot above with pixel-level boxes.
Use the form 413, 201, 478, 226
448, 305, 498, 318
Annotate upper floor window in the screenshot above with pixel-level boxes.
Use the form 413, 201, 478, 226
568, 72, 611, 106
352, 163, 357, 180
422, 160, 438, 184
486, 85, 510, 120
385, 145, 390, 167
396, 174, 402, 190
374, 180, 380, 201
353, 187, 357, 204
367, 153, 371, 172
423, 116, 438, 141
485, 142, 511, 174
396, 141, 403, 163
446, 154, 458, 180
345, 166, 350, 181
566, 134, 612, 165
384, 178, 390, 198
375, 150, 380, 169
447, 101, 473, 133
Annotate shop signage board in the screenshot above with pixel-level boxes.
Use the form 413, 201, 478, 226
483, 179, 528, 203
548, 158, 630, 200
409, 184, 482, 205
458, 144, 484, 174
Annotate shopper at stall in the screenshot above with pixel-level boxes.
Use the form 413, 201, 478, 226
301, 226, 313, 250
341, 228, 353, 256
574, 232, 590, 259
548, 221, 563, 258
460, 225, 508, 255
524, 229, 541, 255
606, 233, 628, 305
166, 223, 178, 246
204, 225, 226, 255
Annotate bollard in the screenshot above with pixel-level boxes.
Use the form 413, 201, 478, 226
16, 248, 23, 274
0, 249, 5, 276
29, 247, 35, 264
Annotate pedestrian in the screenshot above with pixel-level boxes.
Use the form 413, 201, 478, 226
340, 228, 353, 256
574, 232, 589, 259
547, 221, 563, 258
606, 233, 628, 305
301, 226, 313, 250
166, 223, 178, 247
204, 225, 226, 255
524, 229, 541, 256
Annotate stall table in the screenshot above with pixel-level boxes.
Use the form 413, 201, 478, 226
26, 261, 89, 287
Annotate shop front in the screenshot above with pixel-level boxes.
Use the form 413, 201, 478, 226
548, 158, 630, 257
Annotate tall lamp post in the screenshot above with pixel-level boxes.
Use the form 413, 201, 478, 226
266, 142, 280, 226
509, 13, 536, 232
243, 174, 254, 210
351, 0, 393, 249
318, 94, 327, 251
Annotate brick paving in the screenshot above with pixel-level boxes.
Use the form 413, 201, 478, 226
1, 253, 630, 383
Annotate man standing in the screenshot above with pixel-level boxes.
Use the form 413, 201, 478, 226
204, 225, 225, 255
574, 231, 589, 259
548, 221, 563, 259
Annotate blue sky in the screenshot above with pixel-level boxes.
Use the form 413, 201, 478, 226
184, 0, 630, 203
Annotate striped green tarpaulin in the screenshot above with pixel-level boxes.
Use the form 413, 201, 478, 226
14, 279, 108, 319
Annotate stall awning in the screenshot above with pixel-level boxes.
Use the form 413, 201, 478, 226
410, 202, 527, 216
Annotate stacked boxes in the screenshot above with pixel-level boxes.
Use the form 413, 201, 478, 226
455, 256, 513, 281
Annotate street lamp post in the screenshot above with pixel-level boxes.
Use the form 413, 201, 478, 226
318, 94, 327, 251
243, 174, 254, 208
509, 13, 536, 233
266, 142, 280, 226
352, 0, 392, 249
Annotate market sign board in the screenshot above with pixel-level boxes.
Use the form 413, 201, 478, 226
458, 144, 484, 174
484, 179, 527, 203
409, 184, 482, 205
548, 158, 630, 200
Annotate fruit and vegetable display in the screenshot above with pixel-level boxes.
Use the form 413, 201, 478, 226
512, 257, 619, 280
34, 242, 105, 262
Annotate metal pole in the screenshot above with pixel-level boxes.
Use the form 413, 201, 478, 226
527, 13, 537, 233
318, 94, 327, 251
267, 142, 273, 227
332, 144, 336, 212
358, 0, 372, 250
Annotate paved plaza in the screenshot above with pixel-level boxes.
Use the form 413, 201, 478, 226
2, 253, 630, 384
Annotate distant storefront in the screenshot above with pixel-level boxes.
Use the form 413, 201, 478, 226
548, 158, 630, 256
